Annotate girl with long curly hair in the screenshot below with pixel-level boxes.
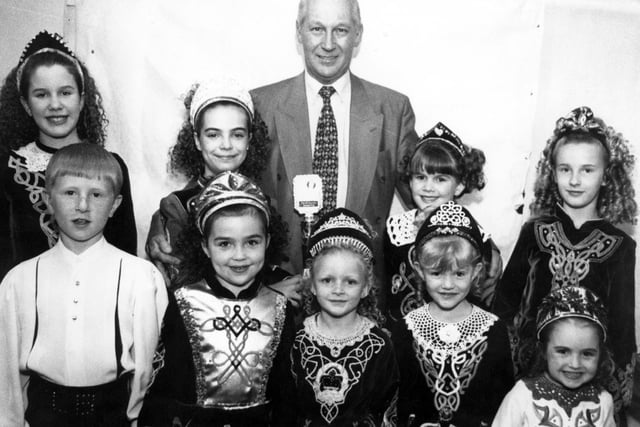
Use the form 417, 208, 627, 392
145, 78, 302, 302
493, 106, 636, 424
289, 208, 398, 426
0, 31, 136, 278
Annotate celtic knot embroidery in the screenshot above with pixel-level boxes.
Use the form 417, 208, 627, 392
406, 306, 495, 422
8, 152, 58, 247
535, 222, 622, 290
295, 318, 385, 424
391, 260, 423, 318
212, 305, 261, 338
525, 375, 601, 418
202, 303, 271, 376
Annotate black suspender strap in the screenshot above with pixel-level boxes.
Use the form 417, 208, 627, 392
114, 259, 124, 377
29, 259, 41, 352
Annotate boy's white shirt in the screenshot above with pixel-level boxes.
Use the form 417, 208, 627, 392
0, 237, 168, 426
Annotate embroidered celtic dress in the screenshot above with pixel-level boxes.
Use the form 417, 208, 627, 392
492, 376, 615, 427
392, 304, 514, 426
0, 141, 137, 278
492, 206, 636, 417
139, 267, 296, 427
384, 208, 498, 323
289, 315, 399, 426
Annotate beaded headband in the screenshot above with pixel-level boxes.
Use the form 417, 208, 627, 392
308, 208, 374, 263
416, 122, 467, 158
536, 286, 607, 341
555, 106, 607, 147
16, 31, 85, 93
415, 201, 484, 251
189, 77, 254, 128
192, 171, 269, 235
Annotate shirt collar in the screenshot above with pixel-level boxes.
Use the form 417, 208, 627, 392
55, 236, 108, 264
202, 264, 265, 300
304, 70, 351, 102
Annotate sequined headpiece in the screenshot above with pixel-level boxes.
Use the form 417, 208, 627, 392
416, 122, 467, 158
308, 208, 374, 263
189, 77, 254, 127
555, 106, 607, 147
192, 171, 269, 235
16, 31, 84, 92
536, 286, 607, 341
415, 201, 484, 251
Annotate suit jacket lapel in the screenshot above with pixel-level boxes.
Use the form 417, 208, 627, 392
346, 74, 383, 213
276, 73, 312, 181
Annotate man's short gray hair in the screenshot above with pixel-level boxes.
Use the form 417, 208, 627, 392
297, 0, 362, 29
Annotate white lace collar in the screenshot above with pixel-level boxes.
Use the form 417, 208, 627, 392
14, 142, 54, 172
386, 209, 418, 247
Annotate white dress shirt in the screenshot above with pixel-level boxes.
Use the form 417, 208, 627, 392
305, 71, 351, 208
0, 238, 168, 425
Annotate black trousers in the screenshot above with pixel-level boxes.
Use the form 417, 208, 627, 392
25, 374, 130, 427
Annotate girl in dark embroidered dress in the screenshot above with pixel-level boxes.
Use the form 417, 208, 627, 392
492, 106, 636, 423
288, 208, 398, 426
493, 287, 616, 426
140, 172, 296, 427
392, 202, 514, 427
384, 122, 497, 324
0, 31, 136, 279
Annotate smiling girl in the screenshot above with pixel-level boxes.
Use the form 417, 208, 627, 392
140, 171, 296, 427
0, 31, 136, 278
384, 122, 496, 322
493, 287, 616, 426
492, 106, 636, 423
392, 201, 513, 427
288, 208, 398, 426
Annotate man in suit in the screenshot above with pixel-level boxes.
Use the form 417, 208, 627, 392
252, 0, 418, 277
146, 0, 417, 300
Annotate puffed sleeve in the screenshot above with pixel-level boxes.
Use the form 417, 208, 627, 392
127, 263, 168, 424
0, 269, 29, 426
105, 153, 137, 255
374, 332, 400, 427
268, 302, 298, 425
606, 236, 636, 413
492, 221, 536, 321
491, 380, 528, 427
0, 154, 14, 279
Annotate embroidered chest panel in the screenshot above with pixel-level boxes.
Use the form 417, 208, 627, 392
293, 317, 384, 424
176, 283, 286, 407
534, 221, 622, 290
387, 210, 424, 319
524, 376, 606, 427
8, 145, 57, 246
406, 306, 496, 422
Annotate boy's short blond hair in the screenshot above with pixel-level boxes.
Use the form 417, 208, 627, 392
45, 143, 123, 195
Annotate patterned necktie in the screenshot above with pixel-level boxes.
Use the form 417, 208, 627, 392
312, 85, 338, 215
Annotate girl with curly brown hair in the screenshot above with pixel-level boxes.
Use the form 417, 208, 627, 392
384, 122, 499, 324
493, 106, 636, 424
0, 31, 136, 278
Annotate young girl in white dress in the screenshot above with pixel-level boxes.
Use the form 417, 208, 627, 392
493, 286, 615, 426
